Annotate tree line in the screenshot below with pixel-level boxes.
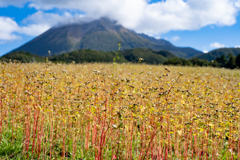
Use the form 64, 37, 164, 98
164, 54, 240, 69
1, 50, 240, 69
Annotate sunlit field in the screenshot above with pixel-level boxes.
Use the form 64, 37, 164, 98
0, 62, 240, 159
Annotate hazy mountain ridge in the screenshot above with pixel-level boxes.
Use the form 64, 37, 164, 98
8, 17, 203, 58
197, 48, 240, 61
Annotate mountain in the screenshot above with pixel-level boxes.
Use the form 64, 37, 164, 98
9, 17, 203, 58
138, 33, 174, 46
197, 48, 240, 61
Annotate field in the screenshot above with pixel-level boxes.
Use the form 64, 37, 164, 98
0, 62, 240, 159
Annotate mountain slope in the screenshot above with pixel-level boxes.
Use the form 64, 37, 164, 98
137, 33, 202, 58
10, 17, 203, 58
197, 48, 240, 61
138, 33, 174, 46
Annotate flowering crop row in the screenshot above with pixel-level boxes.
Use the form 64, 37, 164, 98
0, 62, 240, 159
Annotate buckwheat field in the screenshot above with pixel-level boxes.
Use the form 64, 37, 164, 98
0, 62, 240, 159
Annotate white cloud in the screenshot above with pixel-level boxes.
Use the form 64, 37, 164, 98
235, 45, 240, 48
172, 36, 180, 41
137, 0, 238, 35
210, 42, 226, 48
203, 50, 209, 53
0, 11, 88, 41
19, 24, 50, 36
18, 11, 92, 36
1, 0, 240, 37
22, 11, 86, 27
0, 17, 20, 40
0, 16, 50, 41
235, 0, 240, 8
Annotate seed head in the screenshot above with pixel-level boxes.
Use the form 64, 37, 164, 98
165, 67, 170, 72
139, 58, 144, 63
178, 72, 183, 76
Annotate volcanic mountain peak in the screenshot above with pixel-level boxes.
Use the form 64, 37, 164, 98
10, 17, 203, 58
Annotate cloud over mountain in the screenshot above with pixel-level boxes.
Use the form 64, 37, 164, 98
0, 0, 240, 41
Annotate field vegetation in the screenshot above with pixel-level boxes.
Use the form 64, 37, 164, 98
0, 62, 240, 159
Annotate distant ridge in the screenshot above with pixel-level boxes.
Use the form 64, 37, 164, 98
9, 17, 203, 58
196, 48, 240, 61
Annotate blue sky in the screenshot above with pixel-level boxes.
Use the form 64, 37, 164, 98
0, 0, 240, 56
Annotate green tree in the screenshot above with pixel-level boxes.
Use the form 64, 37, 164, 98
189, 58, 210, 66
164, 58, 192, 66
216, 55, 227, 66
236, 54, 240, 68
225, 54, 236, 69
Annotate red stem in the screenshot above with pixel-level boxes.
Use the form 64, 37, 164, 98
32, 108, 39, 155
37, 115, 44, 157
141, 130, 158, 160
